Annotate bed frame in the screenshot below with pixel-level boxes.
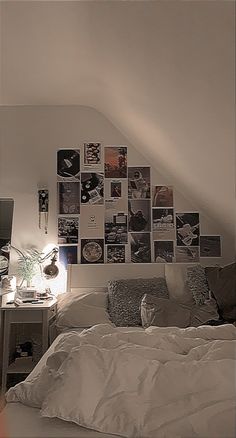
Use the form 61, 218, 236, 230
67, 263, 166, 291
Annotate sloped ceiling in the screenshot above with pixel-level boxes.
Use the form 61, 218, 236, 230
1, 1, 235, 237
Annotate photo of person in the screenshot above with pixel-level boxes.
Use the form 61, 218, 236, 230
81, 172, 104, 205
58, 182, 80, 214
84, 143, 101, 167
176, 212, 200, 246
200, 236, 221, 257
176, 247, 200, 263
152, 186, 173, 207
128, 199, 151, 232
57, 149, 80, 181
59, 245, 78, 268
81, 239, 104, 264
105, 146, 127, 178
128, 167, 151, 199
105, 210, 128, 244
130, 233, 151, 263
58, 217, 79, 244
154, 241, 174, 263
106, 245, 126, 263
111, 182, 122, 198
152, 208, 175, 240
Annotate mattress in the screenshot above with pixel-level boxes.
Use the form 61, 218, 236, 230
1, 328, 121, 438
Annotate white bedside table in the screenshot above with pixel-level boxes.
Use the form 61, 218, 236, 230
0, 295, 57, 394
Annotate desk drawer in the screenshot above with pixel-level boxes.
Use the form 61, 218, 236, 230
9, 310, 43, 323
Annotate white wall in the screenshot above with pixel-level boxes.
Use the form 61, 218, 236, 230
0, 106, 234, 277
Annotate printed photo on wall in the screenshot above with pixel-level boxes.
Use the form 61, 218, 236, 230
81, 172, 104, 205
152, 186, 173, 207
58, 182, 80, 214
128, 199, 151, 232
152, 208, 175, 240
105, 198, 128, 212
176, 246, 200, 263
57, 149, 80, 181
58, 217, 79, 244
176, 212, 200, 246
59, 245, 78, 268
154, 241, 174, 263
104, 180, 128, 202
83, 143, 101, 168
106, 245, 126, 263
128, 167, 151, 199
130, 233, 151, 263
105, 146, 127, 178
105, 209, 128, 244
80, 205, 104, 238
81, 239, 104, 264
200, 236, 221, 257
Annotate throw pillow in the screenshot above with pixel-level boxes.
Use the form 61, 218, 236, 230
186, 265, 210, 305
140, 295, 191, 328
205, 263, 236, 320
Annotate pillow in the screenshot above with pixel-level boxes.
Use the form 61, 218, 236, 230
56, 289, 112, 328
205, 263, 236, 320
140, 295, 191, 328
164, 264, 196, 305
190, 298, 219, 327
186, 265, 210, 305
108, 277, 169, 327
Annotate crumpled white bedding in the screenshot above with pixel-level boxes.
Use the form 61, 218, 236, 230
6, 323, 236, 438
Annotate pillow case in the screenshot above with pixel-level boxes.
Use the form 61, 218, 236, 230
108, 277, 169, 327
56, 289, 112, 329
186, 265, 210, 305
141, 295, 191, 328
205, 263, 236, 320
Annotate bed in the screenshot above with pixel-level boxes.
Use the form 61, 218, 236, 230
1, 263, 236, 438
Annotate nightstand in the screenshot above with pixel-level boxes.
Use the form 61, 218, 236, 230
0, 295, 57, 394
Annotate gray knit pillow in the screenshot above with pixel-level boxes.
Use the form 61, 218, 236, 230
187, 265, 210, 306
107, 277, 169, 326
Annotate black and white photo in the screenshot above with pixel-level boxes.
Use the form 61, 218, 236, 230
176, 212, 200, 246
175, 246, 200, 263
58, 217, 79, 244
111, 181, 122, 198
154, 241, 174, 263
58, 182, 80, 214
57, 149, 80, 181
81, 172, 104, 205
106, 245, 126, 263
59, 245, 78, 267
128, 167, 150, 199
200, 236, 221, 257
152, 186, 173, 207
81, 239, 104, 264
152, 208, 175, 240
105, 210, 128, 244
130, 233, 151, 263
128, 199, 151, 232
84, 143, 101, 168
105, 146, 127, 178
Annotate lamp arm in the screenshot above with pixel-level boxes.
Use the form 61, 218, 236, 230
39, 248, 58, 264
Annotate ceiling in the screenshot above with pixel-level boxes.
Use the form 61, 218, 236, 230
0, 1, 235, 235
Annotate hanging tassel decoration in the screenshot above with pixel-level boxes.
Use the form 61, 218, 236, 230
38, 189, 49, 234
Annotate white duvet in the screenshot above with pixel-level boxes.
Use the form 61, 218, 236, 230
6, 324, 236, 438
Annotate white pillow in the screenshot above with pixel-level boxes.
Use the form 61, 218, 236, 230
56, 289, 112, 328
165, 264, 196, 305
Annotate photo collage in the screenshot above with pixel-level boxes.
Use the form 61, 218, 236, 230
57, 145, 222, 268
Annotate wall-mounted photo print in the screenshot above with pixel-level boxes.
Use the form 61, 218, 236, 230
111, 181, 122, 198
84, 143, 101, 168
175, 246, 199, 263
130, 233, 151, 263
152, 186, 173, 207
200, 236, 221, 257
81, 172, 104, 205
105, 209, 128, 244
105, 198, 128, 213
81, 239, 104, 264
128, 167, 150, 199
128, 199, 151, 232
152, 208, 175, 240
58, 182, 80, 214
105, 146, 127, 178
176, 213, 200, 246
57, 149, 80, 181
59, 245, 78, 268
154, 241, 174, 263
106, 245, 126, 263
80, 205, 104, 238
58, 217, 79, 244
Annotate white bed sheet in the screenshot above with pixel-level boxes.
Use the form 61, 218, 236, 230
2, 328, 122, 438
